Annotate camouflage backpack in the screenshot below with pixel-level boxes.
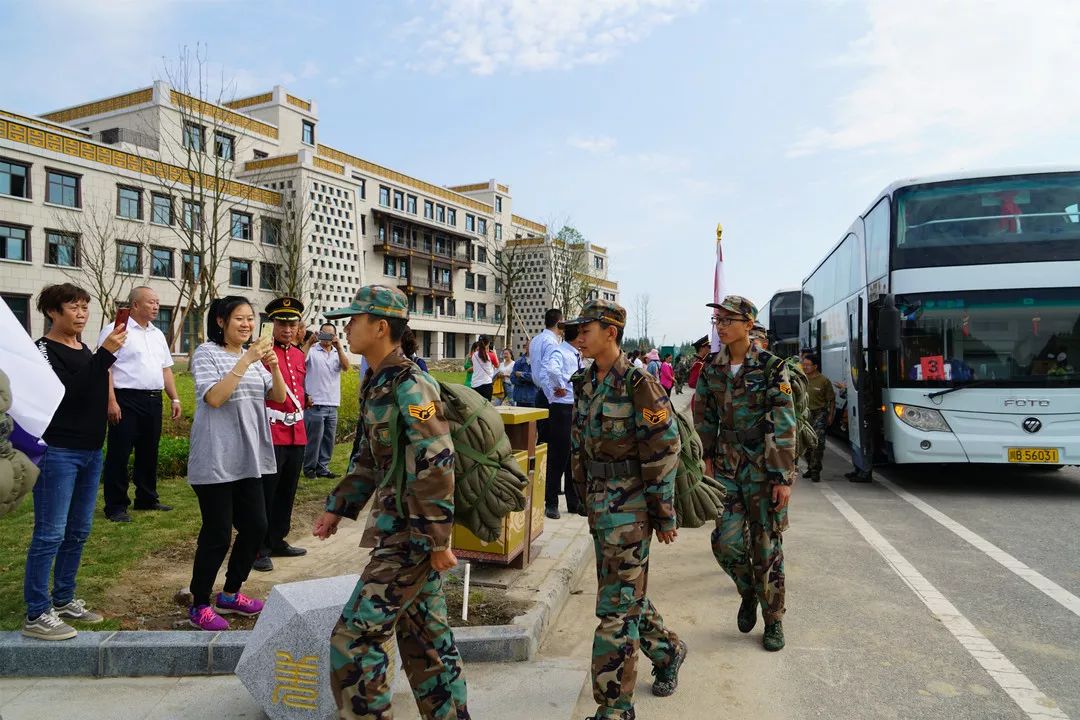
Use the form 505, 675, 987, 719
762, 354, 817, 457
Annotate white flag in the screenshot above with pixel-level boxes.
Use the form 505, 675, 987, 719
710, 225, 725, 353
0, 298, 63, 439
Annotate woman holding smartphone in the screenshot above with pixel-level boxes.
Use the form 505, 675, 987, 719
186, 296, 286, 631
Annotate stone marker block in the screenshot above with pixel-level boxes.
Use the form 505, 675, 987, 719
236, 575, 400, 720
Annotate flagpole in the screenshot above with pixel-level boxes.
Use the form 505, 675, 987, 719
710, 223, 725, 353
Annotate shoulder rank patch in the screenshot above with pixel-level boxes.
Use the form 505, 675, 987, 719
779, 382, 792, 395
641, 407, 669, 426
408, 401, 437, 421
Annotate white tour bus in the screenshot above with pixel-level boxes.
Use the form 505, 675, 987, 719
800, 167, 1080, 469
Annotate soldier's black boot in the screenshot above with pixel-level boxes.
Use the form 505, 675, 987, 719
586, 709, 635, 720
763, 621, 785, 651
651, 639, 688, 697
737, 594, 757, 633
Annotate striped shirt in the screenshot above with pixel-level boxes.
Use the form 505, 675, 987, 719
188, 342, 276, 485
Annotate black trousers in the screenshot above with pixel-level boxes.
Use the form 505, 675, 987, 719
474, 383, 493, 400
190, 477, 267, 607
543, 403, 578, 510
103, 389, 163, 516
262, 444, 304, 552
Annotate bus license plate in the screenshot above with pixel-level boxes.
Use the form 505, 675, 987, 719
1007, 448, 1059, 463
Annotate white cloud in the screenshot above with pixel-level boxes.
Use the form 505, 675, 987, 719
789, 0, 1080, 168
406, 0, 702, 75
568, 135, 617, 154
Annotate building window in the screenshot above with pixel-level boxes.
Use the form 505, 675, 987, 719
494, 223, 502, 241
445, 332, 456, 357
214, 132, 235, 160
436, 205, 446, 223
494, 305, 503, 322
146, 246, 173, 278
253, 149, 268, 160
1, 293, 30, 332
117, 186, 142, 220
478, 303, 487, 320
383, 255, 396, 276
0, 224, 29, 262
46, 170, 79, 208
477, 274, 487, 292
423, 296, 434, 314
477, 246, 487, 263
182, 250, 202, 281
379, 186, 390, 207
180, 311, 202, 353
153, 306, 173, 343
407, 195, 417, 214
447, 208, 456, 226
116, 242, 142, 274
465, 271, 475, 290
424, 200, 434, 219
495, 196, 502, 212
465, 214, 475, 232
151, 193, 173, 225
465, 301, 475, 319
260, 262, 280, 291
230, 258, 252, 287
0, 159, 29, 198
182, 200, 203, 231
495, 278, 502, 294
262, 217, 281, 245
392, 190, 404, 211
302, 120, 315, 145
231, 211, 253, 240
477, 218, 487, 235
594, 256, 604, 270
355, 178, 366, 199
183, 122, 204, 151
46, 231, 78, 267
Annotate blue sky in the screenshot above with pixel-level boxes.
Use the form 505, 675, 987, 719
4, 0, 1080, 343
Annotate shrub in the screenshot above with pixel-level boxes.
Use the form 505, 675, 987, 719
155, 436, 190, 477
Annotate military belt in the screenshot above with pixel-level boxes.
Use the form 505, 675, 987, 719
587, 458, 641, 478
718, 424, 766, 443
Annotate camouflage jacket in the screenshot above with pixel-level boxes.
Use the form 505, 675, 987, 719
693, 345, 797, 486
570, 352, 679, 532
326, 349, 455, 552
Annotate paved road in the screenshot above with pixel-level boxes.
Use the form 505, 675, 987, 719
3, 386, 1077, 719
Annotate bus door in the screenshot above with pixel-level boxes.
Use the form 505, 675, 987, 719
847, 296, 874, 469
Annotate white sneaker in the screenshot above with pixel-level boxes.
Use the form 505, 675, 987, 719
53, 598, 104, 623
22, 610, 78, 641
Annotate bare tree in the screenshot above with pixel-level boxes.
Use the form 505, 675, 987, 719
634, 294, 652, 346
547, 225, 597, 321
475, 224, 532, 350
53, 207, 150, 331
255, 193, 326, 322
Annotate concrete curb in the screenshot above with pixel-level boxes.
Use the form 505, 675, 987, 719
0, 530, 593, 676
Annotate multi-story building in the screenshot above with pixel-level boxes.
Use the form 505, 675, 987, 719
0, 83, 559, 359
504, 236, 620, 354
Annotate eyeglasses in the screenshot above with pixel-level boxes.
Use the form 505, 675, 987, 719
710, 315, 748, 327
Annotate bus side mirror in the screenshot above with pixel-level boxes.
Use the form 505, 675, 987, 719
876, 295, 901, 352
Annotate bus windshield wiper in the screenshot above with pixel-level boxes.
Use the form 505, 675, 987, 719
927, 380, 993, 400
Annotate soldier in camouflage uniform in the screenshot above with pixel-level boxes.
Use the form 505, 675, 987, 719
567, 299, 688, 720
694, 295, 796, 652
313, 285, 469, 720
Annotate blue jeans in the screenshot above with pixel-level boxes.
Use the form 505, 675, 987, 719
303, 405, 338, 474
24, 446, 103, 619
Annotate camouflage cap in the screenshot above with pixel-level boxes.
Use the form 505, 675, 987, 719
750, 323, 768, 341
562, 298, 626, 328
324, 284, 410, 320
706, 294, 758, 322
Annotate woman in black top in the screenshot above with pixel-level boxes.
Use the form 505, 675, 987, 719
22, 283, 127, 641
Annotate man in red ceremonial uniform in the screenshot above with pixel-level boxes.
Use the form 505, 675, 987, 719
254, 296, 309, 572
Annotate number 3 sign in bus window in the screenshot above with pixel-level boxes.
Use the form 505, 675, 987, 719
920, 355, 947, 381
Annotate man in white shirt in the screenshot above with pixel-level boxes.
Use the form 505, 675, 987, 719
303, 322, 351, 478
528, 309, 562, 410
99, 286, 181, 522
541, 321, 583, 518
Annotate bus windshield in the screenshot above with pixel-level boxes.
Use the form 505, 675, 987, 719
894, 173, 1080, 269
893, 288, 1080, 388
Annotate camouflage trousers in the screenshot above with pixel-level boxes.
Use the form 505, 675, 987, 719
330, 545, 469, 720
802, 409, 830, 478
710, 475, 787, 624
591, 522, 680, 718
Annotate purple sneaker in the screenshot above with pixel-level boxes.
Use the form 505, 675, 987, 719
215, 592, 264, 617
189, 604, 229, 631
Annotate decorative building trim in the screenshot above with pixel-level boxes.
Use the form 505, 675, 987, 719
170, 91, 279, 139
318, 144, 493, 214
0, 116, 282, 207
286, 94, 312, 111
312, 156, 344, 175
512, 214, 547, 235
244, 154, 299, 172
223, 92, 274, 110
41, 88, 154, 124
497, 184, 509, 194
447, 182, 488, 193
0, 109, 91, 138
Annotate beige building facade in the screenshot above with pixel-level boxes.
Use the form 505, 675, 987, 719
1, 82, 619, 360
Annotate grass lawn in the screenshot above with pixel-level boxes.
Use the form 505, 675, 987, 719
0, 365, 468, 631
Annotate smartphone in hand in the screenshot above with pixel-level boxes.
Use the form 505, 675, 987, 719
260, 323, 274, 341
114, 307, 131, 331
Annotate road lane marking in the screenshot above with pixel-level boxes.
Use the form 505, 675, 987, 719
822, 441, 1080, 620
819, 485, 1069, 720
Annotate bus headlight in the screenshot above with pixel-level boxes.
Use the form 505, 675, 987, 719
893, 404, 951, 432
